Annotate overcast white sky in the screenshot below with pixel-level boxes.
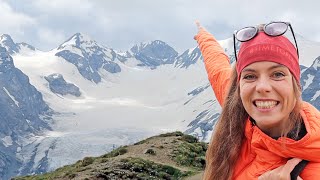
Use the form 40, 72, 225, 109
2, 0, 320, 53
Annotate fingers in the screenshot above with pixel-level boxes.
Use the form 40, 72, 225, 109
195, 20, 201, 28
194, 20, 203, 40
277, 158, 302, 179
195, 20, 204, 31
258, 158, 303, 180
282, 158, 302, 174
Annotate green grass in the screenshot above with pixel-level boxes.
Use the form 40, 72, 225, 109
12, 164, 78, 180
119, 157, 193, 179
171, 141, 208, 169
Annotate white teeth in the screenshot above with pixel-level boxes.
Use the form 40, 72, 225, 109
255, 101, 277, 109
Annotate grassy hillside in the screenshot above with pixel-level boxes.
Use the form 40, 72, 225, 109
13, 131, 207, 180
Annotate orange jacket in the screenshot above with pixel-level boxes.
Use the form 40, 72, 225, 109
195, 28, 320, 179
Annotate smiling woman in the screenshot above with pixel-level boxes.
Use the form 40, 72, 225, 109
194, 21, 320, 180
240, 62, 299, 138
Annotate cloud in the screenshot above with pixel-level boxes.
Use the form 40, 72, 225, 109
31, 0, 93, 16
3, 0, 320, 53
86, 0, 320, 51
0, 0, 36, 35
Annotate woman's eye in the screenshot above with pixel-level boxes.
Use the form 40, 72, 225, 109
272, 72, 285, 78
243, 74, 256, 80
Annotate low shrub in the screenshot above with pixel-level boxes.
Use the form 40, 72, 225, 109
180, 134, 198, 143
101, 146, 128, 158
145, 148, 156, 155
81, 157, 94, 167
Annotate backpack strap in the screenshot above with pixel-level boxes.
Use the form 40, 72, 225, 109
290, 160, 309, 180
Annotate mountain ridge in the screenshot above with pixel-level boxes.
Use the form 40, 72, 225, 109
13, 131, 206, 180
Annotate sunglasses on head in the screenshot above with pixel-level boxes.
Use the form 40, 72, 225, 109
233, 21, 299, 61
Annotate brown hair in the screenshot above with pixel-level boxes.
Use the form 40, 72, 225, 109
203, 66, 302, 180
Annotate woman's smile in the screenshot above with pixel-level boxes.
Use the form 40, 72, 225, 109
254, 99, 279, 109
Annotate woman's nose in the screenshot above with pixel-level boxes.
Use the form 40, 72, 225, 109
255, 78, 272, 93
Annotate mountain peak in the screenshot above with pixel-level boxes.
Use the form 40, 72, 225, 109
131, 40, 170, 53
129, 40, 178, 68
130, 40, 178, 57
150, 40, 167, 46
58, 32, 97, 50
73, 32, 92, 42
0, 34, 13, 42
0, 34, 19, 54
0, 34, 36, 55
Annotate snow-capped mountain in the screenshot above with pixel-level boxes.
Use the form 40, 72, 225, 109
182, 82, 221, 141
0, 34, 36, 56
174, 47, 202, 68
301, 56, 320, 109
0, 46, 51, 179
0, 32, 317, 179
129, 40, 178, 69
55, 33, 121, 83
7, 34, 209, 177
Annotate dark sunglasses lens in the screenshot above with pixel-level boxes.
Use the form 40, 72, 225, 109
265, 22, 288, 36
236, 27, 257, 42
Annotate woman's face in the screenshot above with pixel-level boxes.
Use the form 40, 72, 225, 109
239, 61, 296, 137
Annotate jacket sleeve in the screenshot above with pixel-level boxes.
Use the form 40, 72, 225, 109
300, 162, 320, 179
194, 28, 232, 106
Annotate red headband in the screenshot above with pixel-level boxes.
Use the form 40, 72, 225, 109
236, 32, 300, 84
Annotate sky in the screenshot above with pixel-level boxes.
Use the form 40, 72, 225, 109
2, 0, 320, 53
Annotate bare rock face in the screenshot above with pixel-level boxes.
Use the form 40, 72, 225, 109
45, 73, 81, 97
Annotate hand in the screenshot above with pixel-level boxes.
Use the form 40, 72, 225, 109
195, 20, 202, 31
194, 20, 203, 40
258, 158, 303, 180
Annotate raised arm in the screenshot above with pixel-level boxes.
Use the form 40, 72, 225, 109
194, 24, 232, 106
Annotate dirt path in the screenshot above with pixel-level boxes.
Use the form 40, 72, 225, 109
184, 172, 203, 180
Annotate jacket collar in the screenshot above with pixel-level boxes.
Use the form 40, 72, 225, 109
244, 102, 320, 162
